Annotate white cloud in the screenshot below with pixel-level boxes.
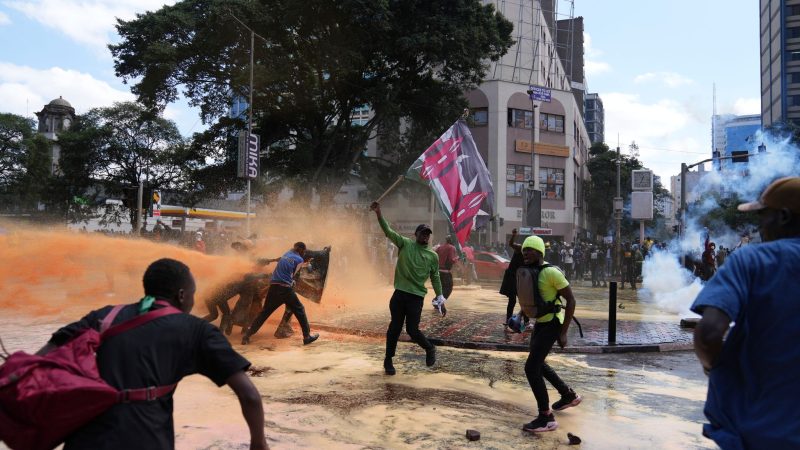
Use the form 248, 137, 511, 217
0, 11, 11, 25
584, 32, 611, 79
602, 92, 707, 183
0, 62, 134, 117
585, 60, 611, 78
634, 72, 694, 88
4, 0, 175, 53
732, 97, 760, 115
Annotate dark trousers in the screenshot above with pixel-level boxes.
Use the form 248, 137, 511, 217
385, 290, 433, 358
506, 294, 517, 321
622, 264, 636, 289
202, 298, 231, 322
440, 271, 454, 299
525, 318, 571, 412
246, 284, 311, 338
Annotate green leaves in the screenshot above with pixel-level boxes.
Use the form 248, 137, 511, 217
110, 0, 513, 201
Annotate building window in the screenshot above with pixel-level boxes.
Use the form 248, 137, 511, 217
471, 108, 488, 126
790, 73, 800, 84
789, 51, 800, 61
790, 95, 800, 106
508, 109, 533, 129
539, 167, 565, 200
351, 104, 370, 126
506, 164, 532, 197
731, 151, 749, 163
540, 113, 565, 133
788, 5, 800, 16
789, 27, 800, 39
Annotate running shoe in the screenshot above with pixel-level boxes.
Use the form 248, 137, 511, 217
522, 413, 558, 433
552, 391, 582, 411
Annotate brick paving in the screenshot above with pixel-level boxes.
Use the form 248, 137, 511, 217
312, 309, 693, 354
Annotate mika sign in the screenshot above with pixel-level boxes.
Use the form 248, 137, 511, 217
237, 131, 260, 179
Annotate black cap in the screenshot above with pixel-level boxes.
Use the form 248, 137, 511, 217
415, 224, 432, 234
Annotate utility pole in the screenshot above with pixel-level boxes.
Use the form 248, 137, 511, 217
136, 181, 143, 236
230, 13, 265, 237
524, 88, 540, 228
613, 144, 622, 279
246, 29, 254, 237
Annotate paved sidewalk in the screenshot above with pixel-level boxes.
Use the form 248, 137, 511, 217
312, 280, 694, 354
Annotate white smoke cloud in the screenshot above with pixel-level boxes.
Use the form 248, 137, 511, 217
641, 130, 800, 316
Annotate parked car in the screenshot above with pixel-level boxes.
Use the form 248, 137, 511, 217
473, 251, 510, 280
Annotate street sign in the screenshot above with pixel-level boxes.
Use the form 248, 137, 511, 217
237, 131, 247, 178
247, 133, 259, 179
532, 227, 553, 235
152, 190, 161, 217
631, 191, 654, 220
518, 226, 533, 234
237, 131, 260, 179
528, 85, 552, 103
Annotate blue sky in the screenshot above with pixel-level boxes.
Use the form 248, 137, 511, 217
0, 0, 760, 188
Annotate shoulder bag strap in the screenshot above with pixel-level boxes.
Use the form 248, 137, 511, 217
101, 303, 182, 341
100, 305, 125, 333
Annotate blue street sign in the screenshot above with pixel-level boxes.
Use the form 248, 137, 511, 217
528, 85, 551, 102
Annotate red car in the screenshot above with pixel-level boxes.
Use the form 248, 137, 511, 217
472, 251, 510, 280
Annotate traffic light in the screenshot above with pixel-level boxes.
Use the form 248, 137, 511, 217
499, 217, 504, 227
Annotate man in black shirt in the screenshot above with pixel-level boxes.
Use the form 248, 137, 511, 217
35, 258, 268, 450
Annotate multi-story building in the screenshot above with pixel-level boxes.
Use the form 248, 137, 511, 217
760, 0, 800, 128
585, 93, 604, 144
466, 0, 590, 243
711, 114, 762, 172
340, 0, 591, 245
670, 163, 708, 209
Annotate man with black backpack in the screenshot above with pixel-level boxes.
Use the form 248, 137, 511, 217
515, 235, 581, 434
30, 258, 268, 450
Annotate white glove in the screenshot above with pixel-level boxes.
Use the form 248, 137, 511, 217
432, 295, 447, 317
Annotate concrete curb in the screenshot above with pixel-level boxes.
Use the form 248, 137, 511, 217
312, 324, 694, 354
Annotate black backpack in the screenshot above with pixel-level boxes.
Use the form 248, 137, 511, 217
516, 264, 563, 319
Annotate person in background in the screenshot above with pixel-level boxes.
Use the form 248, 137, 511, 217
435, 236, 458, 302
692, 177, 800, 449
499, 228, 524, 326
194, 231, 206, 254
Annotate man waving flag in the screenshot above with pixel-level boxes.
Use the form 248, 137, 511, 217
406, 119, 495, 248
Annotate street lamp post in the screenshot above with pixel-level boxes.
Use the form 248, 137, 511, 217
614, 145, 622, 278
679, 149, 768, 240
525, 88, 540, 228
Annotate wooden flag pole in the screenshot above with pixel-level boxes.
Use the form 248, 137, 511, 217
374, 175, 405, 203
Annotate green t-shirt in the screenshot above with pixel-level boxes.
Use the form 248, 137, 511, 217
535, 262, 570, 323
379, 217, 442, 298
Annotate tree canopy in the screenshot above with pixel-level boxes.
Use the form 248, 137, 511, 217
0, 113, 52, 211
585, 143, 671, 238
56, 102, 191, 223
110, 0, 514, 200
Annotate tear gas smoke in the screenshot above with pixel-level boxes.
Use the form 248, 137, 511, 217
641, 130, 799, 315
639, 251, 702, 316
